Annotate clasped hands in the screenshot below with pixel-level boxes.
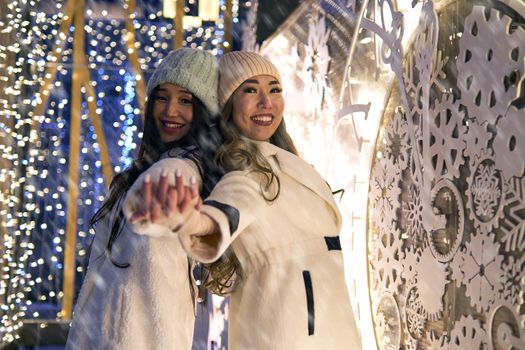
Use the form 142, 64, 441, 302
127, 169, 203, 232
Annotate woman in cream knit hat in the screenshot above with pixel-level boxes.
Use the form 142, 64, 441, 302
66, 48, 223, 350
125, 51, 362, 349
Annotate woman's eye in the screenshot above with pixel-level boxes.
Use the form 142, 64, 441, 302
270, 87, 282, 93
243, 87, 257, 93
155, 95, 168, 101
181, 98, 193, 104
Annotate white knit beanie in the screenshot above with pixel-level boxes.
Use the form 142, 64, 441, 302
218, 51, 281, 110
147, 48, 219, 115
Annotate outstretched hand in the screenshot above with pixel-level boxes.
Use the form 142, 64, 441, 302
128, 170, 202, 231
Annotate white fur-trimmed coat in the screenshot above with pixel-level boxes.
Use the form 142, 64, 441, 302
66, 156, 201, 350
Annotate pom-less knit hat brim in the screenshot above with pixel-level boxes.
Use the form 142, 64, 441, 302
218, 51, 281, 110
147, 48, 219, 115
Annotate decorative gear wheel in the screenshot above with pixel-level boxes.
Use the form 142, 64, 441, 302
449, 314, 488, 349
413, 245, 447, 320
492, 107, 525, 180
457, 6, 525, 125
427, 94, 466, 179
426, 330, 448, 350
427, 179, 465, 262
488, 301, 525, 350
375, 292, 402, 350
462, 118, 493, 162
372, 226, 404, 293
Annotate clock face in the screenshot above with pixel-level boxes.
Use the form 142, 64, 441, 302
356, 0, 525, 349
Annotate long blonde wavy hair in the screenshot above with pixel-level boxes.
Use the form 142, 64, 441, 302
203, 93, 299, 295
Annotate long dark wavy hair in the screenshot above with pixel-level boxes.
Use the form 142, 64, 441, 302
204, 94, 298, 295
90, 86, 223, 267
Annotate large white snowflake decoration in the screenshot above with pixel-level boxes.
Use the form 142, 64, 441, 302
449, 314, 488, 350
413, 245, 448, 320
462, 118, 493, 162
401, 245, 419, 285
384, 107, 411, 169
369, 157, 402, 229
427, 179, 465, 262
372, 226, 404, 294
497, 255, 525, 309
457, 6, 525, 126
456, 233, 504, 313
375, 293, 402, 350
500, 177, 525, 252
301, 8, 332, 119
402, 185, 426, 247
427, 94, 466, 180
404, 285, 425, 338
467, 152, 505, 235
488, 302, 525, 350
492, 107, 525, 180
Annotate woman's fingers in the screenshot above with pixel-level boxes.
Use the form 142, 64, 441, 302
150, 198, 162, 222
189, 176, 198, 197
142, 174, 152, 209
166, 185, 179, 215
157, 169, 169, 205
175, 169, 184, 205
180, 187, 193, 213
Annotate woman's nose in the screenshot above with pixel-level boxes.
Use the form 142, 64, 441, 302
166, 100, 179, 116
258, 93, 272, 108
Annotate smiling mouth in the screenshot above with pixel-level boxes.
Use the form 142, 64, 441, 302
250, 115, 273, 126
161, 120, 186, 132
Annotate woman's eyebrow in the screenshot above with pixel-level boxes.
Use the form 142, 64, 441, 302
269, 80, 280, 85
243, 79, 259, 84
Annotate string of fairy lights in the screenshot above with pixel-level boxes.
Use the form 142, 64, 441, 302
0, 0, 248, 344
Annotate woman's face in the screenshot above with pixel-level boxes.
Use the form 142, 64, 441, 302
152, 82, 194, 143
231, 75, 284, 142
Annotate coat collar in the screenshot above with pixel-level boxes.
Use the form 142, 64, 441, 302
252, 140, 342, 229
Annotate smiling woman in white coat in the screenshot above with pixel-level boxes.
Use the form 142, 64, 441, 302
65, 48, 223, 350
125, 51, 362, 349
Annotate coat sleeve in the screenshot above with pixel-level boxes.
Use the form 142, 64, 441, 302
122, 157, 202, 237
187, 171, 266, 262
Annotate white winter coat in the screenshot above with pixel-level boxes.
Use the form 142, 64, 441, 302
196, 141, 362, 349
66, 156, 201, 350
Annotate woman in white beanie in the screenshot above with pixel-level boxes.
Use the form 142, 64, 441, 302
125, 51, 362, 349
65, 48, 223, 350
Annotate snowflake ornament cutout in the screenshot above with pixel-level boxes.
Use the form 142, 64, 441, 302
369, 157, 402, 229
466, 152, 505, 235
384, 107, 411, 169
457, 233, 504, 313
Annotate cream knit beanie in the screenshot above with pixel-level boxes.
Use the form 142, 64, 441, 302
218, 51, 281, 109
147, 48, 219, 115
